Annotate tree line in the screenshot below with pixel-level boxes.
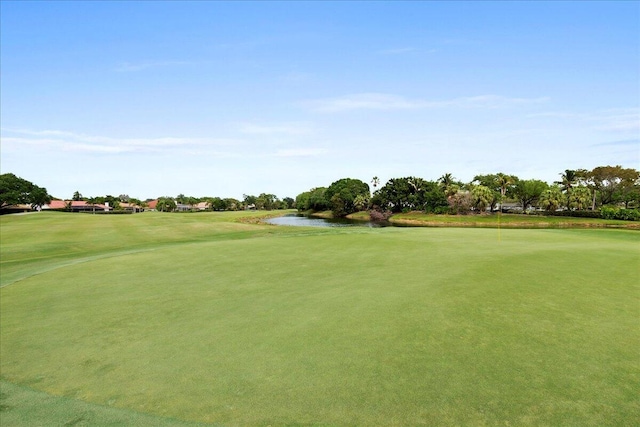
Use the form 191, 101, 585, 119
154, 193, 295, 212
0, 175, 297, 213
295, 165, 640, 220
2, 165, 639, 219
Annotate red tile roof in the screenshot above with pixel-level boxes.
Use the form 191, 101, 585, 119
45, 200, 109, 210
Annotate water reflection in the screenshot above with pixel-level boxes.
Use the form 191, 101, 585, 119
265, 214, 387, 228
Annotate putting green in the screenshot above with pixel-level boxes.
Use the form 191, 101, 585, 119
1, 213, 638, 425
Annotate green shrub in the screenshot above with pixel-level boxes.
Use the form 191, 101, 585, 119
601, 207, 640, 221
529, 210, 602, 219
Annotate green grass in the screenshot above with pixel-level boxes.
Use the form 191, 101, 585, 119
1, 212, 639, 425
390, 211, 638, 228
0, 381, 210, 426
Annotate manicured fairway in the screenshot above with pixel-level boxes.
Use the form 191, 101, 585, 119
1, 212, 639, 426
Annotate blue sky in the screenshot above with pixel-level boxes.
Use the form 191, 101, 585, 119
1, 1, 638, 200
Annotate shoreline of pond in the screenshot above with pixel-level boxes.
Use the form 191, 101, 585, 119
264, 211, 640, 230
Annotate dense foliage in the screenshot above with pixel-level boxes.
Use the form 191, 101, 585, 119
601, 206, 640, 221
294, 165, 640, 221
156, 197, 177, 212
325, 178, 370, 217
372, 177, 446, 213
295, 187, 331, 212
0, 173, 51, 209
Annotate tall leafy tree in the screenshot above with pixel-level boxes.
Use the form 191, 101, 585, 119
209, 197, 227, 211
156, 197, 176, 212
28, 186, 51, 210
472, 174, 501, 211
0, 173, 52, 209
325, 178, 370, 217
282, 197, 295, 209
512, 179, 548, 211
495, 173, 518, 211
295, 191, 310, 211
295, 187, 329, 211
224, 198, 241, 211
256, 193, 278, 210
586, 166, 639, 208
243, 194, 257, 209
374, 177, 445, 213
617, 183, 640, 209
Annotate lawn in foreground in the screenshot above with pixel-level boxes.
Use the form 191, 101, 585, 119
1, 212, 639, 425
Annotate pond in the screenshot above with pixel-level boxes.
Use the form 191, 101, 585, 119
265, 213, 388, 228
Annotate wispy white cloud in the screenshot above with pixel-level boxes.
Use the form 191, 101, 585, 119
306, 93, 549, 113
237, 122, 313, 136
307, 93, 423, 112
527, 108, 640, 133
275, 148, 327, 157
449, 95, 551, 108
591, 138, 640, 147
592, 109, 640, 132
1, 128, 238, 155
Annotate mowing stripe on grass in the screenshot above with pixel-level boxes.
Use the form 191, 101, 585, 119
1, 213, 638, 425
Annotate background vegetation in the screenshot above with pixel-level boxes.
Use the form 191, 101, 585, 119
296, 166, 640, 220
3, 165, 638, 219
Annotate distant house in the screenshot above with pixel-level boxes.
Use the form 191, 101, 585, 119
43, 200, 111, 212
176, 203, 192, 212
501, 202, 523, 212
0, 204, 35, 214
195, 201, 209, 211
120, 202, 143, 213
147, 199, 158, 210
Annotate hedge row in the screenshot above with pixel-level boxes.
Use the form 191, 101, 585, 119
501, 208, 639, 221
601, 207, 640, 221
529, 210, 602, 219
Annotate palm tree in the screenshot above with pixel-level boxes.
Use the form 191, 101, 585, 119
86, 196, 98, 214
539, 186, 564, 212
443, 184, 460, 198
495, 173, 515, 212
471, 185, 494, 213
438, 173, 455, 188
568, 186, 591, 210
556, 169, 577, 208
371, 176, 380, 192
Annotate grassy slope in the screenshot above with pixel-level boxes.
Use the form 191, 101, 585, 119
0, 210, 297, 288
1, 212, 639, 425
391, 212, 637, 228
